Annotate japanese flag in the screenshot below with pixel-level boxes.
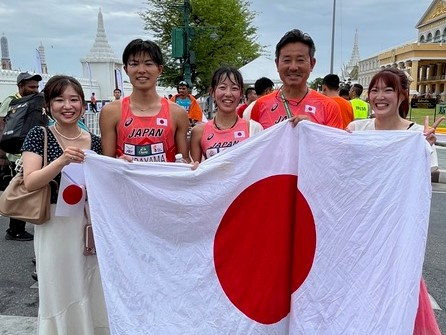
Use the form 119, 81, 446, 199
304, 104, 316, 114
55, 158, 88, 217
83, 122, 430, 335
234, 130, 246, 138
156, 118, 168, 126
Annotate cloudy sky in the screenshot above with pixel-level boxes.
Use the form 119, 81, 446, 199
0, 0, 433, 82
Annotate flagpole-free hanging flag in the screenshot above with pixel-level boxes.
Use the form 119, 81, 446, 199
84, 121, 431, 335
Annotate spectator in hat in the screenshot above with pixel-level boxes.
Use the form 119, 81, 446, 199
170, 80, 204, 126
0, 72, 42, 241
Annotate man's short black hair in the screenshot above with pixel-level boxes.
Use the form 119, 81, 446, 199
339, 88, 350, 98
322, 74, 340, 90
275, 29, 316, 59
352, 83, 364, 96
254, 77, 274, 96
122, 39, 163, 66
245, 87, 256, 99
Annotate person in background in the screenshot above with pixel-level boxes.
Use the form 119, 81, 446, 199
0, 72, 42, 241
349, 83, 369, 119
250, 29, 343, 129
236, 87, 257, 118
21, 75, 109, 334
321, 74, 354, 128
190, 66, 262, 162
347, 67, 443, 335
100, 39, 189, 162
242, 77, 275, 121
90, 92, 98, 113
112, 88, 121, 101
339, 87, 350, 101
170, 80, 204, 126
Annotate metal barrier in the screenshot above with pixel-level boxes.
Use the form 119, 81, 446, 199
83, 112, 101, 136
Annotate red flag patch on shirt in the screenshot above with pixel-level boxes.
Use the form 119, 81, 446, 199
156, 118, 168, 126
305, 105, 316, 114
234, 131, 246, 138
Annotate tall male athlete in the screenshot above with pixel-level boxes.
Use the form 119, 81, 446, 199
100, 39, 189, 162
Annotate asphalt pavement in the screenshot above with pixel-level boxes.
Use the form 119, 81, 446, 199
0, 148, 445, 334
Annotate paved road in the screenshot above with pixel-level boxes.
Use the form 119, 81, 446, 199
0, 149, 445, 334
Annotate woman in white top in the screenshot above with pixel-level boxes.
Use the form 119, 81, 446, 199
347, 67, 443, 335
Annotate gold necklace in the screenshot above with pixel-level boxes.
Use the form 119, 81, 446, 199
53, 124, 83, 141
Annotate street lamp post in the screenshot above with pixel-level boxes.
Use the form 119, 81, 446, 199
171, 0, 217, 88
183, 0, 192, 88
330, 0, 336, 74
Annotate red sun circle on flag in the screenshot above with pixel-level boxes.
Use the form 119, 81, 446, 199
62, 184, 84, 205
214, 175, 316, 325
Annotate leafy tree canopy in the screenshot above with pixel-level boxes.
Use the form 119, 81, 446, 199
140, 0, 262, 95
309, 77, 324, 91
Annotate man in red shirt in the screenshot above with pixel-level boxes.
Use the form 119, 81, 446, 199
251, 29, 342, 129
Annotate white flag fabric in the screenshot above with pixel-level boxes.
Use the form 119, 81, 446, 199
83, 121, 431, 335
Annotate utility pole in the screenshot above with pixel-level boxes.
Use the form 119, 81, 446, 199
330, 0, 336, 74
171, 0, 217, 88
183, 0, 192, 88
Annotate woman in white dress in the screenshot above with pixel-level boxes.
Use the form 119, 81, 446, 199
347, 67, 443, 335
21, 75, 109, 335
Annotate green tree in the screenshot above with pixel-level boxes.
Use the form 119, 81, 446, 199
140, 0, 261, 95
309, 77, 324, 91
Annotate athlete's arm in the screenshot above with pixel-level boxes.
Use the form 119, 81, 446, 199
190, 124, 205, 163
99, 102, 120, 157
170, 103, 190, 162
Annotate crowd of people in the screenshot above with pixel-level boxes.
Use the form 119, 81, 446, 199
0, 28, 443, 334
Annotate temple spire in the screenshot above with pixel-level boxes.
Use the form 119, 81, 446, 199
1, 33, 12, 70
341, 29, 361, 81
83, 8, 120, 61
38, 42, 48, 74
347, 29, 361, 69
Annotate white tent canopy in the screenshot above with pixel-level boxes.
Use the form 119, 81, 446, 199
238, 56, 282, 86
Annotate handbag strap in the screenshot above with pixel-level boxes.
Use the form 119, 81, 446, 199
40, 126, 48, 167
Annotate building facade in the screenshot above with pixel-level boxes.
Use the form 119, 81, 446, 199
357, 0, 446, 98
